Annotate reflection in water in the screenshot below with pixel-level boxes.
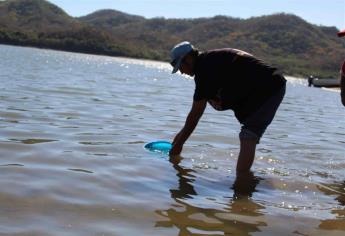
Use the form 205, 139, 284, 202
232, 171, 262, 198
318, 181, 345, 231
169, 157, 197, 200
317, 181, 345, 206
229, 171, 265, 219
155, 157, 266, 235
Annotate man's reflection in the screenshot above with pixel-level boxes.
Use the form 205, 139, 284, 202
232, 171, 261, 198
155, 156, 266, 235
169, 163, 197, 199
318, 181, 345, 231
229, 171, 264, 218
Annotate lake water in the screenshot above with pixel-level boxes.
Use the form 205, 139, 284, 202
1, 45, 345, 236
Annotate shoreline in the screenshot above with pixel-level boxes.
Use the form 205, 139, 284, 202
0, 43, 167, 65
1, 43, 340, 89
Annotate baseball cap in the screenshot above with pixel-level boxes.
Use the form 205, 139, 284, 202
170, 41, 194, 73
338, 29, 345, 37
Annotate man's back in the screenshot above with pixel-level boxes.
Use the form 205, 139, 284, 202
193, 48, 286, 121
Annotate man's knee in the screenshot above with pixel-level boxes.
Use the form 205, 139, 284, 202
239, 128, 261, 144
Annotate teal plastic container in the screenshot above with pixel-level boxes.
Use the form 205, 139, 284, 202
144, 141, 172, 154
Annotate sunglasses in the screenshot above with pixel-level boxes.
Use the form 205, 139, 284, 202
170, 58, 178, 67
170, 56, 188, 68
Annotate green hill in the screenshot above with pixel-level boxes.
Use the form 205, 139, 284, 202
78, 9, 145, 28
0, 0, 344, 78
0, 0, 78, 31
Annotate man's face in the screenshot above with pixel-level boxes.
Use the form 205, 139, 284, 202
179, 55, 195, 76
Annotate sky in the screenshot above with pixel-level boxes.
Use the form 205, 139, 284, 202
48, 0, 345, 30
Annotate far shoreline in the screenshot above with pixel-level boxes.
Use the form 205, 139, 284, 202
2, 43, 340, 89
0, 42, 167, 65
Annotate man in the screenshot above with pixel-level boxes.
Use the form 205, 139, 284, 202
169, 41, 286, 174
337, 29, 345, 106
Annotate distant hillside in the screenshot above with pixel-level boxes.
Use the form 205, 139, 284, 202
0, 0, 79, 31
0, 0, 344, 78
79, 9, 145, 28
0, 0, 137, 56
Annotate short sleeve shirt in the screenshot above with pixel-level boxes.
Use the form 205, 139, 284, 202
193, 48, 286, 122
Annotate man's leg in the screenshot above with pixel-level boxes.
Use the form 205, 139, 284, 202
236, 82, 286, 174
340, 73, 345, 106
236, 138, 257, 173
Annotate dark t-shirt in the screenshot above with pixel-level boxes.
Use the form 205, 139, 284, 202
193, 48, 286, 122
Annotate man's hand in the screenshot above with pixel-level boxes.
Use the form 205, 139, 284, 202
169, 144, 182, 156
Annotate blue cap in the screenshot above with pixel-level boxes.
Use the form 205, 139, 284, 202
170, 41, 194, 73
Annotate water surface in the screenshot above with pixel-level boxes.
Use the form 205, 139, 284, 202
1, 45, 345, 236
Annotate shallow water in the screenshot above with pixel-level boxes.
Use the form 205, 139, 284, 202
1, 45, 345, 236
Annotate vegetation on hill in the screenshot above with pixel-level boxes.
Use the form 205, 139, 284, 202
0, 0, 344, 78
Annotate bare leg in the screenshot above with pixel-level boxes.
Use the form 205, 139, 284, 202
236, 139, 257, 174
341, 74, 345, 106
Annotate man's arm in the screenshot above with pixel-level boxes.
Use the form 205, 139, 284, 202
170, 99, 207, 155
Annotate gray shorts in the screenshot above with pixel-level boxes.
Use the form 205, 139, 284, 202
239, 84, 286, 143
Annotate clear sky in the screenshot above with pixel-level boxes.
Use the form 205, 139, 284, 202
48, 0, 345, 30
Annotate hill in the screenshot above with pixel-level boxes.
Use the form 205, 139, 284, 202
0, 0, 344, 78
78, 9, 145, 28
0, 0, 139, 56
0, 0, 78, 31
81, 12, 344, 77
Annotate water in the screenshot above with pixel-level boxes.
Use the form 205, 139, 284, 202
0, 45, 345, 236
